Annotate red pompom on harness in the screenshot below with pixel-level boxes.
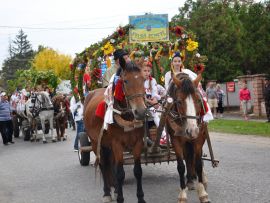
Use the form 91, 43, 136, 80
95, 100, 106, 119
114, 79, 125, 101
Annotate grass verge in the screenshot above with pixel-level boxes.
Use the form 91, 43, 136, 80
208, 119, 270, 137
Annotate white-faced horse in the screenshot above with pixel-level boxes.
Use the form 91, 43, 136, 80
166, 72, 210, 203
29, 91, 56, 143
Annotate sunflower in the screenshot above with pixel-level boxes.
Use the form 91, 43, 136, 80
101, 42, 114, 55
186, 38, 198, 52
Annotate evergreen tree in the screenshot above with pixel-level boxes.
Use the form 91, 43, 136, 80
1, 29, 34, 84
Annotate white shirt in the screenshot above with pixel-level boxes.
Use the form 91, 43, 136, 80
164, 69, 198, 90
70, 96, 84, 122
144, 78, 161, 100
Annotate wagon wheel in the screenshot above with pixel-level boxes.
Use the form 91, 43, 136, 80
78, 132, 91, 166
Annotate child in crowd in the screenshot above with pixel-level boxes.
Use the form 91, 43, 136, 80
141, 61, 167, 145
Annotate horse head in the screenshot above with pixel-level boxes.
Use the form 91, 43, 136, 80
171, 72, 202, 139
52, 95, 67, 118
119, 61, 146, 120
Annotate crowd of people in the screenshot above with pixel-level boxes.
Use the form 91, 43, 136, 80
0, 86, 78, 147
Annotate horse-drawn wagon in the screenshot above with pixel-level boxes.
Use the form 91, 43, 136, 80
12, 91, 69, 143
75, 65, 220, 203
77, 98, 218, 168
70, 18, 220, 202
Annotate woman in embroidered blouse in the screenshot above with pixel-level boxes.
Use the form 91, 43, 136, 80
164, 52, 214, 122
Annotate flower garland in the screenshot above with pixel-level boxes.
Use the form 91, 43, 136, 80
71, 23, 207, 95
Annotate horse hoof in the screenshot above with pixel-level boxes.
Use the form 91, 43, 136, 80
178, 198, 187, 203
138, 200, 146, 203
187, 182, 196, 190
52, 139, 56, 143
36, 139, 40, 142
63, 137, 66, 141
200, 195, 210, 203
102, 195, 112, 203
111, 193, 117, 201
57, 138, 61, 142
43, 140, 47, 144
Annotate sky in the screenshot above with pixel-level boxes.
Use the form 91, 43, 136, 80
0, 0, 185, 68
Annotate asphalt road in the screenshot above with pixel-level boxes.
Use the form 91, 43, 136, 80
0, 129, 270, 203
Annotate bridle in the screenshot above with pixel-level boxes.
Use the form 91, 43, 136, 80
125, 93, 145, 102
167, 77, 203, 125
115, 71, 145, 112
30, 93, 54, 117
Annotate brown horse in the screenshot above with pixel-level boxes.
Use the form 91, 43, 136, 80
52, 95, 69, 141
166, 72, 210, 203
84, 61, 147, 203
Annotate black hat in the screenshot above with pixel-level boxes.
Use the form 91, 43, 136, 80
113, 49, 128, 60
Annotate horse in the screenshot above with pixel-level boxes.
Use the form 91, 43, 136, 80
84, 61, 147, 203
166, 72, 210, 203
29, 91, 56, 143
52, 95, 69, 141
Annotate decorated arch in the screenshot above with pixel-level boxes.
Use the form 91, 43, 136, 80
70, 15, 207, 101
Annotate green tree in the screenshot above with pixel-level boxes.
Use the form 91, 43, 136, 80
174, 1, 245, 81
172, 0, 270, 81
1, 29, 34, 85
238, 2, 270, 75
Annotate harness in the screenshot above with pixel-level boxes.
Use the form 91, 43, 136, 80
31, 93, 54, 117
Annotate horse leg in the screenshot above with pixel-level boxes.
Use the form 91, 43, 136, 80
133, 141, 145, 203
100, 146, 113, 202
195, 150, 210, 203
29, 118, 35, 142
177, 157, 188, 203
115, 163, 125, 203
202, 166, 208, 190
61, 125, 66, 141
40, 117, 47, 143
112, 142, 125, 203
185, 143, 196, 190
173, 139, 188, 203
62, 120, 67, 141
56, 120, 60, 141
50, 117, 56, 142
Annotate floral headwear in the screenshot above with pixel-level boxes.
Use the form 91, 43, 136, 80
172, 52, 183, 61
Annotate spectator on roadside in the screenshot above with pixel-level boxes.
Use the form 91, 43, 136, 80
239, 80, 251, 120
206, 82, 218, 118
216, 84, 225, 118
66, 94, 76, 130
0, 92, 14, 145
263, 77, 270, 123
70, 94, 84, 152
10, 91, 19, 112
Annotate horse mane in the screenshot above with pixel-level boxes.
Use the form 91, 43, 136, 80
40, 92, 53, 108
124, 62, 141, 73
168, 73, 195, 97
